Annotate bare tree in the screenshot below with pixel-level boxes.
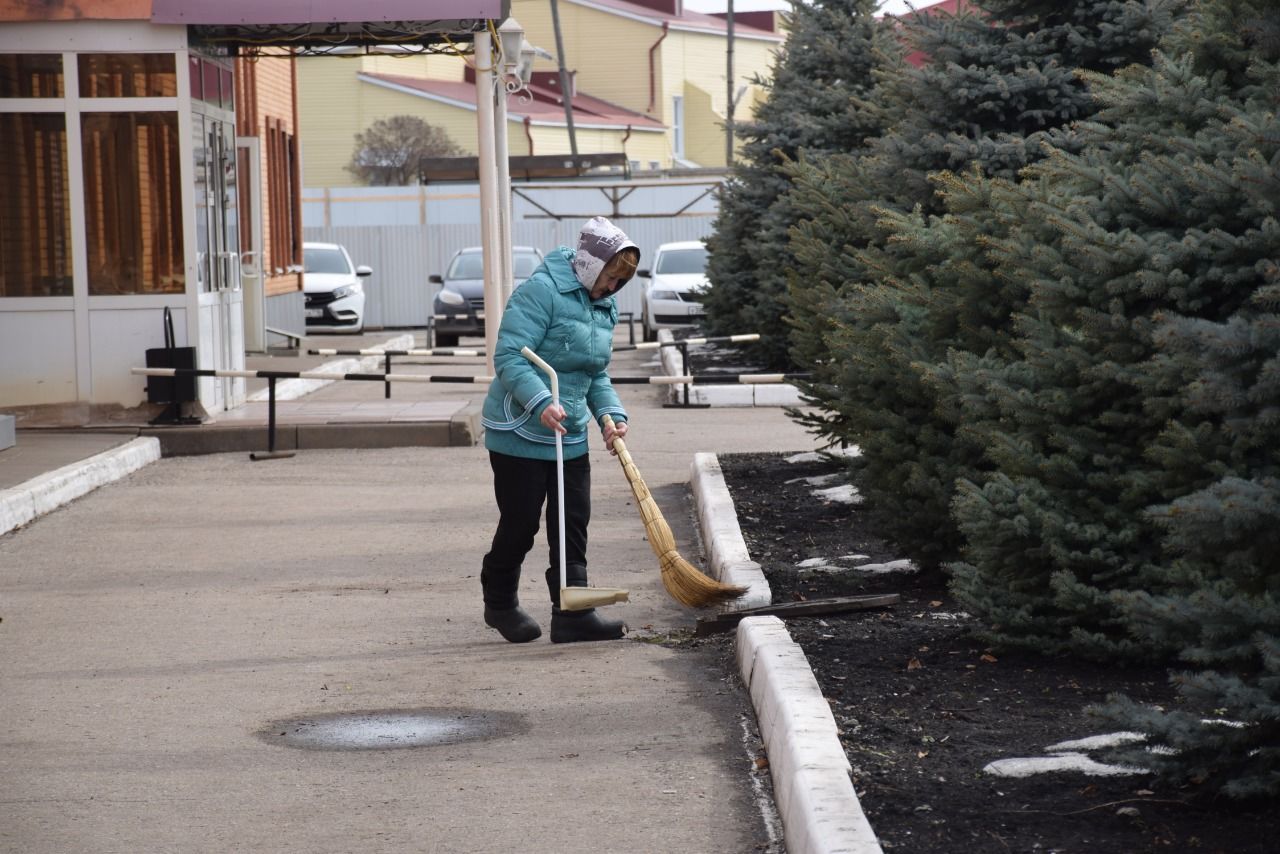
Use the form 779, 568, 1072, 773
346, 115, 462, 185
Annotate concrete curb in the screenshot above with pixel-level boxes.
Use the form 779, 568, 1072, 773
140, 420, 469, 457
245, 333, 416, 402
690, 452, 771, 609
737, 616, 883, 854
692, 449, 883, 854
0, 437, 161, 536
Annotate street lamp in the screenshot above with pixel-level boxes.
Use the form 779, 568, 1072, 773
497, 17, 528, 89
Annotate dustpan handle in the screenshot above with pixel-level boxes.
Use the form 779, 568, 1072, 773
521, 347, 567, 598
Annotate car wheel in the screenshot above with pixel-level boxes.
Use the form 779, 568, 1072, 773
434, 332, 459, 348
642, 320, 657, 343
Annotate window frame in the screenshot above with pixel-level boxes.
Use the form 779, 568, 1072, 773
0, 49, 188, 304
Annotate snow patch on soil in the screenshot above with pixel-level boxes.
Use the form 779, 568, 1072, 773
813, 484, 863, 504
984, 754, 1145, 779
785, 446, 861, 464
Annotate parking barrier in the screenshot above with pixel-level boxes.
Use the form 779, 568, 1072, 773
431, 311, 639, 345
131, 366, 810, 461
306, 334, 762, 400
310, 348, 484, 357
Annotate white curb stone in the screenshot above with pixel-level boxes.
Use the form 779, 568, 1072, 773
0, 436, 161, 536
690, 452, 770, 609
246, 333, 415, 402
699, 448, 881, 852
738, 616, 883, 854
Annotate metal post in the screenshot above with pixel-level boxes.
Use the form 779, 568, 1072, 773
549, 0, 579, 158
476, 31, 503, 376
250, 376, 296, 460
384, 353, 392, 399
726, 0, 735, 167
496, 81, 515, 308
663, 341, 710, 409
681, 341, 691, 407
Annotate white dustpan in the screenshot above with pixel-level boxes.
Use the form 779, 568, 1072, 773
521, 347, 630, 612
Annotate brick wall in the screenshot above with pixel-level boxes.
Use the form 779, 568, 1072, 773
238, 54, 303, 298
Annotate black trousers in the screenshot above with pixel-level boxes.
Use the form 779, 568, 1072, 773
481, 450, 591, 608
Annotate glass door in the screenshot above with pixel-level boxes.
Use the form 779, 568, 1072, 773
194, 107, 245, 408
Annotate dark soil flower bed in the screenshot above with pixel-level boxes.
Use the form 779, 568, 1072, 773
716, 450, 1277, 854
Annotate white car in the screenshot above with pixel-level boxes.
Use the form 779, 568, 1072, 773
638, 241, 710, 342
303, 242, 372, 334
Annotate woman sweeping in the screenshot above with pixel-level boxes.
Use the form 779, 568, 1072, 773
479, 216, 639, 644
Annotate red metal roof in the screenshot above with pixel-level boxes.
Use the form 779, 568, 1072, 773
575, 0, 782, 40
150, 1, 506, 25
360, 72, 665, 130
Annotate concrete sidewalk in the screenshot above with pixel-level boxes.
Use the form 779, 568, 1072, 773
0, 335, 852, 852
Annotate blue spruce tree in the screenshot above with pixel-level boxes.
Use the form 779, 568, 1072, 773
950, 0, 1278, 672
701, 0, 892, 371
786, 0, 1182, 566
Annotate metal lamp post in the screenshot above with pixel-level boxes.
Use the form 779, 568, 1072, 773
476, 17, 531, 374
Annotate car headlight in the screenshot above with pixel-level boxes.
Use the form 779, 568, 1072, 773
332, 283, 362, 299
437, 288, 465, 307
648, 289, 679, 301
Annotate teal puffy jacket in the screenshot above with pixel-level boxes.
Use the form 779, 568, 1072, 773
481, 247, 628, 460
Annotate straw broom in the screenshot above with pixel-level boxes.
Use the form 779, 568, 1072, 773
601, 415, 746, 608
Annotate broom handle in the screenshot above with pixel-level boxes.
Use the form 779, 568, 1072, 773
600, 414, 628, 459
521, 347, 567, 597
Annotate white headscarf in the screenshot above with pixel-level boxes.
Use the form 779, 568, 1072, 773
571, 216, 640, 293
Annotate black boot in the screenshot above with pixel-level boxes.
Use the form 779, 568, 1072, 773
484, 604, 542, 643
550, 605, 626, 643
547, 562, 625, 643
482, 558, 541, 643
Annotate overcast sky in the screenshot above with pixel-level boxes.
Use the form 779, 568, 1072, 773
683, 1, 919, 15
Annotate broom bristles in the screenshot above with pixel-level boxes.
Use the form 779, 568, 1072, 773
660, 549, 748, 608
606, 421, 746, 608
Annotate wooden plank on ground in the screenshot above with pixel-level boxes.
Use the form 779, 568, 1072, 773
694, 593, 900, 637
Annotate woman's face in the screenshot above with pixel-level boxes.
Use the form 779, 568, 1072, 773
590, 272, 627, 300
589, 249, 638, 300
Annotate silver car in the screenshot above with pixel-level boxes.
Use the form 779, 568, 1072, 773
429, 246, 543, 347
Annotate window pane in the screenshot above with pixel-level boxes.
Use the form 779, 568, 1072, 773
656, 247, 708, 275
448, 253, 485, 280
513, 252, 541, 279
303, 246, 350, 275
188, 56, 203, 101
82, 112, 185, 295
202, 61, 220, 107
0, 54, 63, 98
0, 113, 72, 297
78, 53, 176, 98
219, 67, 233, 110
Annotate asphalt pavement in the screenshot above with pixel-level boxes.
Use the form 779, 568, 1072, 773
0, 330, 827, 853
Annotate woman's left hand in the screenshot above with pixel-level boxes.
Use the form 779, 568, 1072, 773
603, 419, 628, 456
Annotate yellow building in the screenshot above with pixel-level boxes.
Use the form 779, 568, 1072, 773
296, 0, 783, 187
515, 0, 783, 168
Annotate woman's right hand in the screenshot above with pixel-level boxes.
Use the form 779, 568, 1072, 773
540, 403, 567, 434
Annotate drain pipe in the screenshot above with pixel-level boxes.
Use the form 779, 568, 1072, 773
647, 20, 669, 115
524, 115, 534, 156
